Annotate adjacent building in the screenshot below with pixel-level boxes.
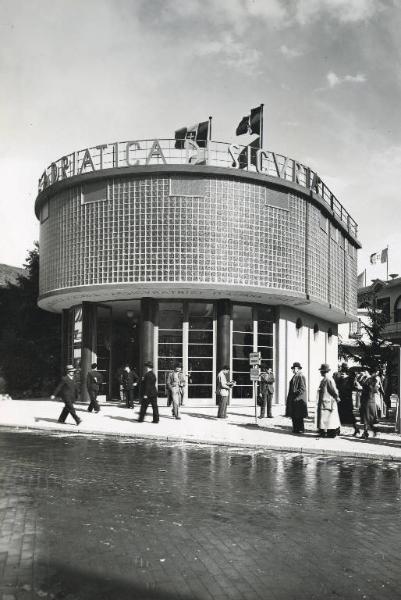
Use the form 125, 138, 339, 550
34, 138, 360, 407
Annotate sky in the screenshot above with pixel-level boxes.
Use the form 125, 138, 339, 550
0, 0, 400, 282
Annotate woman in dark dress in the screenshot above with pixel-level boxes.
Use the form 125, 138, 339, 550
337, 368, 361, 436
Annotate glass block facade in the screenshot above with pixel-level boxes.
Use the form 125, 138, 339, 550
38, 173, 358, 313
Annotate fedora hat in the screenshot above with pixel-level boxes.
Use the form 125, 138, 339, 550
144, 361, 153, 368
66, 364, 76, 372
319, 363, 331, 373
291, 362, 302, 369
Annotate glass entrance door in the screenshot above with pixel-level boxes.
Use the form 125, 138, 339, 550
158, 302, 184, 397
188, 303, 214, 399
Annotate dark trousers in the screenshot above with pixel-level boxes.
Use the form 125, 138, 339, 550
260, 391, 273, 417
88, 389, 100, 412
217, 395, 228, 418
58, 400, 80, 424
138, 396, 159, 422
292, 416, 304, 433
124, 389, 134, 408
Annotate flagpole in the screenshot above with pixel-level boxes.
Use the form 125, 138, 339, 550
387, 245, 389, 281
208, 116, 213, 142
364, 268, 367, 287
260, 103, 264, 149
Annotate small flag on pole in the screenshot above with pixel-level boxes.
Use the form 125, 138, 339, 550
174, 120, 209, 149
357, 271, 366, 287
370, 248, 388, 264
238, 137, 260, 169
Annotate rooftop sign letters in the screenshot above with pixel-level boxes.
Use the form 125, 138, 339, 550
37, 138, 357, 236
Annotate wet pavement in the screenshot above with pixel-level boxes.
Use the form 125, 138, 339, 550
1, 430, 401, 600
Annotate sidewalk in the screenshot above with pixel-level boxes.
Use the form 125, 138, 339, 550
1, 397, 401, 460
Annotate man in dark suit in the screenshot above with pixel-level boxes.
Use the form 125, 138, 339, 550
138, 361, 159, 423
259, 366, 275, 418
286, 361, 307, 433
87, 362, 104, 413
51, 365, 81, 425
122, 364, 139, 408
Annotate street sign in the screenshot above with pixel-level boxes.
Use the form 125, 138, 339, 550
249, 352, 261, 366
250, 367, 261, 381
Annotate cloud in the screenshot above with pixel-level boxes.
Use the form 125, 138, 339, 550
280, 44, 303, 59
326, 71, 367, 88
194, 33, 262, 74
294, 0, 380, 25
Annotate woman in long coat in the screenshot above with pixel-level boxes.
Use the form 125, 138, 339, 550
316, 363, 340, 438
360, 369, 384, 438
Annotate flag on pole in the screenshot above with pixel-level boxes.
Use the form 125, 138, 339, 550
174, 120, 209, 149
235, 105, 263, 137
357, 271, 366, 288
370, 248, 388, 264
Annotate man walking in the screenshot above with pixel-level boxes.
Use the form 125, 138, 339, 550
86, 362, 104, 413
259, 366, 275, 418
286, 362, 307, 433
138, 361, 159, 423
216, 366, 235, 419
51, 365, 81, 425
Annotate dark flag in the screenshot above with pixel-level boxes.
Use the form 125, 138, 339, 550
174, 120, 210, 149
236, 104, 264, 140
236, 116, 250, 136
238, 137, 260, 169
249, 106, 262, 135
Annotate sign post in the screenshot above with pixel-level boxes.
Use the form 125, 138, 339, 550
249, 352, 261, 424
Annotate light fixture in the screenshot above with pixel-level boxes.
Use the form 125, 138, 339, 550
126, 310, 134, 319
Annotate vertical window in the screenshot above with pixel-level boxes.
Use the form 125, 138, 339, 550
188, 303, 214, 398
158, 302, 183, 396
257, 307, 274, 367
232, 305, 253, 399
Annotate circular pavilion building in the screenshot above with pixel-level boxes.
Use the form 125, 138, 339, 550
35, 137, 360, 408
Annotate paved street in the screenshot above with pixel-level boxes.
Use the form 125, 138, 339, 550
1, 430, 401, 600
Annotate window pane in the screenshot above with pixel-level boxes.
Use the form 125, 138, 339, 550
188, 385, 212, 398
259, 347, 273, 360
258, 307, 274, 322
158, 358, 178, 370
189, 317, 213, 330
189, 330, 213, 343
189, 372, 213, 385
232, 345, 253, 359
188, 344, 213, 357
188, 358, 213, 371
188, 302, 213, 317
233, 305, 252, 332
159, 302, 183, 329
233, 331, 254, 346
258, 333, 273, 347
158, 332, 183, 344
258, 320, 273, 334
232, 358, 250, 372
232, 373, 251, 386
158, 343, 182, 357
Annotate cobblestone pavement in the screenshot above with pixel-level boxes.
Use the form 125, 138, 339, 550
1, 430, 401, 600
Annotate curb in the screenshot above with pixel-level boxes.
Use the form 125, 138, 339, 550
0, 422, 399, 462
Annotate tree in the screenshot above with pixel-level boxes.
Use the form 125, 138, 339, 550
339, 292, 394, 372
0, 243, 61, 396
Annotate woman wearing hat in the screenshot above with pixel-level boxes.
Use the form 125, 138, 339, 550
316, 364, 340, 438
286, 362, 307, 434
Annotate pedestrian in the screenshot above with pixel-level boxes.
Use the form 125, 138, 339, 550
216, 366, 235, 419
336, 365, 361, 436
121, 364, 139, 408
259, 365, 275, 418
166, 364, 184, 419
50, 364, 81, 425
138, 361, 159, 423
316, 363, 340, 438
286, 362, 307, 433
115, 365, 125, 403
360, 368, 383, 438
86, 362, 104, 413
